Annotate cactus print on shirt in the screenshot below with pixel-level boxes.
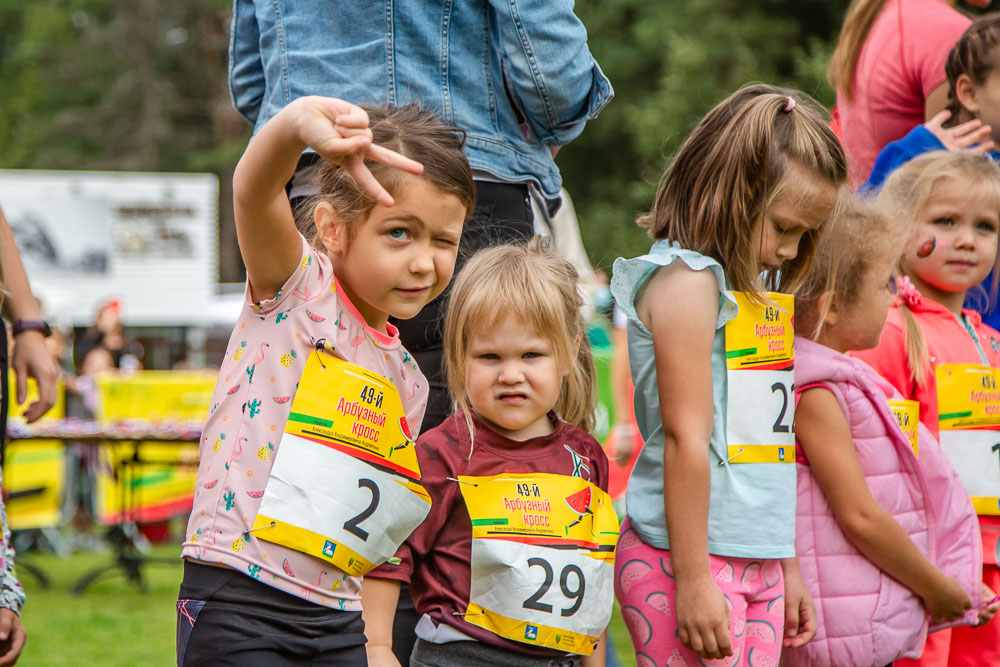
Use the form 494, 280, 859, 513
181, 236, 428, 611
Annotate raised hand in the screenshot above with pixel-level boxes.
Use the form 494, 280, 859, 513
924, 110, 995, 154
293, 97, 424, 206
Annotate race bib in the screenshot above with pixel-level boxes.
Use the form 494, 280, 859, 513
937, 364, 1000, 515
253, 350, 431, 575
724, 292, 795, 464
889, 399, 920, 457
458, 473, 618, 655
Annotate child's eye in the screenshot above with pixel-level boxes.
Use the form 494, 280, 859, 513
478, 353, 499, 360
977, 220, 998, 233
388, 228, 410, 241
933, 217, 954, 227
523, 351, 541, 359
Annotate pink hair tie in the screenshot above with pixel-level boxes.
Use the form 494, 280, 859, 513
783, 96, 796, 112
895, 275, 922, 308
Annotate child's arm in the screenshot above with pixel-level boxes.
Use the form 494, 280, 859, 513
232, 96, 424, 302
361, 577, 402, 667
580, 630, 607, 667
779, 557, 816, 648
796, 387, 971, 623
638, 263, 732, 660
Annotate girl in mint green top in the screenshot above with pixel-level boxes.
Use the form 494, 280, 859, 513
609, 84, 847, 666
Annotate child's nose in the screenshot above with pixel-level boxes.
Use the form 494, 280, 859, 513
410, 249, 435, 274
497, 362, 523, 384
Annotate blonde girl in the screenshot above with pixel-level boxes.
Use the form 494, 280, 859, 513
364, 238, 616, 667
609, 83, 846, 666
787, 202, 989, 666
177, 97, 475, 666
854, 150, 1000, 666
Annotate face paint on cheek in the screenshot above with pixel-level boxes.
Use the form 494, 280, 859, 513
916, 237, 936, 258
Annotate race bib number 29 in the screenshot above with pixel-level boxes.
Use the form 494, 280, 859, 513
458, 473, 619, 655
724, 292, 796, 464
252, 352, 431, 574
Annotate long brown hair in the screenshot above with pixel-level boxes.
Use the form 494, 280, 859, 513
878, 151, 1000, 386
308, 104, 475, 245
640, 83, 847, 299
444, 238, 596, 455
828, 0, 891, 101
944, 13, 1000, 125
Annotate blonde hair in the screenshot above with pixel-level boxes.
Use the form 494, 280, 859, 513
443, 238, 596, 454
878, 151, 1000, 386
640, 83, 847, 300
794, 196, 899, 341
828, 0, 890, 101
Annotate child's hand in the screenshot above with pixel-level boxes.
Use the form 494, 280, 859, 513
923, 575, 972, 623
290, 96, 425, 207
0, 608, 25, 666
675, 574, 732, 660
780, 558, 816, 648
978, 583, 1000, 626
924, 110, 995, 154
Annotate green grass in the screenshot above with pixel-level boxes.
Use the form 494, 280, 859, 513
19, 545, 181, 667
15, 546, 637, 666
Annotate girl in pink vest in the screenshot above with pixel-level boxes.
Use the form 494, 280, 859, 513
853, 151, 1000, 666
787, 200, 992, 666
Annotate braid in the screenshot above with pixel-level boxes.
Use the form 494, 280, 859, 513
944, 13, 1000, 127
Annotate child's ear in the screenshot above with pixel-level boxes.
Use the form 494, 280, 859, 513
568, 334, 582, 376
955, 73, 981, 116
315, 202, 347, 256
819, 290, 840, 329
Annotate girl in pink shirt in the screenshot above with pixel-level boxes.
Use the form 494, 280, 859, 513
853, 150, 1000, 666
176, 98, 475, 666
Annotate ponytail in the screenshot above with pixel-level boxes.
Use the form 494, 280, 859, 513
828, 0, 891, 101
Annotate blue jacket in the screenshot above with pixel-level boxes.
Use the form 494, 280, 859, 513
229, 0, 613, 199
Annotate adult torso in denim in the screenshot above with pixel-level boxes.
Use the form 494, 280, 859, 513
229, 0, 613, 198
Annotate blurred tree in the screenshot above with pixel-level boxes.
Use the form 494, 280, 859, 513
0, 0, 248, 281
562, 0, 844, 269
12, 1, 981, 276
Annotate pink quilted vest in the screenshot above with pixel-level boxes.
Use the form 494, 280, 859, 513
783, 338, 982, 667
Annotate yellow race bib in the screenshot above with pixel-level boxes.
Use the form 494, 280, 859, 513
724, 292, 796, 464
936, 364, 1000, 515
458, 473, 618, 655
253, 350, 431, 574
889, 399, 920, 457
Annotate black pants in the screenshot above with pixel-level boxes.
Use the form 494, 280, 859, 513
176, 561, 367, 666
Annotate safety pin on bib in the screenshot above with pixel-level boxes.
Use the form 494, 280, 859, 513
309, 336, 334, 369
718, 447, 744, 466
242, 521, 277, 540
447, 477, 478, 487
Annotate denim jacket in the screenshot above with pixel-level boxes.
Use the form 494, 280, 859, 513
229, 0, 613, 198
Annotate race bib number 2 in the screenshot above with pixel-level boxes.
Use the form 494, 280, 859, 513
252, 351, 431, 574
458, 473, 619, 655
724, 292, 796, 464
937, 364, 1000, 515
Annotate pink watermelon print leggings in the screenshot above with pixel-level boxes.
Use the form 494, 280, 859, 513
614, 518, 785, 667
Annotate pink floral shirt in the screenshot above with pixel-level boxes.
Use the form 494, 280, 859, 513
181, 236, 428, 610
